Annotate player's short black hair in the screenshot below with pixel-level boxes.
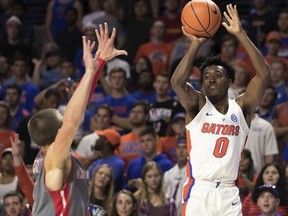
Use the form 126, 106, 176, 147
199, 55, 235, 83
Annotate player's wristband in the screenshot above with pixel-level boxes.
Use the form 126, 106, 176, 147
87, 58, 106, 103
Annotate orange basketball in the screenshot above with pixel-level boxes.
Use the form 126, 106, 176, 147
181, 0, 222, 38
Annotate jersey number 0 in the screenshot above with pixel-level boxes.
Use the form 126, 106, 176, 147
213, 137, 229, 158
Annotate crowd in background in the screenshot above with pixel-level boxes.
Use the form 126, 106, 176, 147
0, 0, 288, 215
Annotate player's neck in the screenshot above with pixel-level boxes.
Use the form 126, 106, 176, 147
209, 97, 229, 115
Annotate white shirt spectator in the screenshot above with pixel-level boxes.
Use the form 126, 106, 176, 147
245, 114, 278, 173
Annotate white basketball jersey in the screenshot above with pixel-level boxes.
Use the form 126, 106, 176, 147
185, 97, 249, 183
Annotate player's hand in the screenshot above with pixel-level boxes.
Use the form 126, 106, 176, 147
182, 26, 207, 43
82, 36, 101, 73
95, 22, 128, 61
222, 4, 243, 35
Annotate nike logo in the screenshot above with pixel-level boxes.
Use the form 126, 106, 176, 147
232, 201, 239, 206
206, 112, 213, 116
212, 5, 217, 14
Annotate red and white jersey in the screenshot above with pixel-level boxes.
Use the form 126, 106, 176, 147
185, 97, 249, 183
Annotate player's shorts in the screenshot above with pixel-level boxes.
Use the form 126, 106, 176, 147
182, 179, 242, 216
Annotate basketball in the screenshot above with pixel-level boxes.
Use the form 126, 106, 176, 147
181, 0, 222, 38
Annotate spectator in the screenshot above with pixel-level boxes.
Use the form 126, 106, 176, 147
91, 67, 136, 132
92, 0, 126, 49
87, 129, 125, 192
76, 104, 113, 163
81, 0, 105, 27
130, 70, 156, 104
237, 149, 258, 202
277, 9, 288, 60
55, 7, 82, 61
89, 164, 114, 216
228, 61, 249, 99
0, 102, 16, 156
242, 162, 288, 216
255, 85, 277, 121
127, 55, 153, 93
255, 185, 281, 216
123, 0, 154, 65
44, 0, 83, 43
5, 84, 30, 131
32, 47, 62, 89
10, 134, 34, 207
0, 148, 18, 203
118, 101, 151, 169
0, 55, 11, 84
269, 59, 288, 105
160, 112, 186, 164
134, 19, 173, 75
3, 191, 30, 216
163, 136, 187, 216
271, 99, 288, 165
126, 126, 173, 191
111, 189, 138, 216
149, 73, 184, 136
134, 161, 177, 216
0, 16, 32, 60
158, 0, 182, 43
246, 0, 278, 49
0, 1, 35, 44
2, 56, 39, 113
245, 113, 279, 173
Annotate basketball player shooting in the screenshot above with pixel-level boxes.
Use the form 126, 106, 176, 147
171, 4, 270, 216
27, 23, 127, 216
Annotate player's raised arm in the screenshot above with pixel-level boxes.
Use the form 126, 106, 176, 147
44, 23, 127, 190
222, 4, 270, 124
170, 29, 206, 119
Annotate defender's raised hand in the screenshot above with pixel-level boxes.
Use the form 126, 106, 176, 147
222, 4, 243, 35
82, 36, 101, 73
95, 22, 127, 61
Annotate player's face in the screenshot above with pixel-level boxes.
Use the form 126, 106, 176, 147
262, 165, 280, 185
144, 168, 162, 190
116, 193, 134, 216
94, 166, 111, 189
257, 191, 279, 214
3, 196, 23, 216
202, 65, 231, 99
139, 134, 157, 155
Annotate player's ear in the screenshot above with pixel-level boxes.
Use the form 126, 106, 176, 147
228, 79, 232, 87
